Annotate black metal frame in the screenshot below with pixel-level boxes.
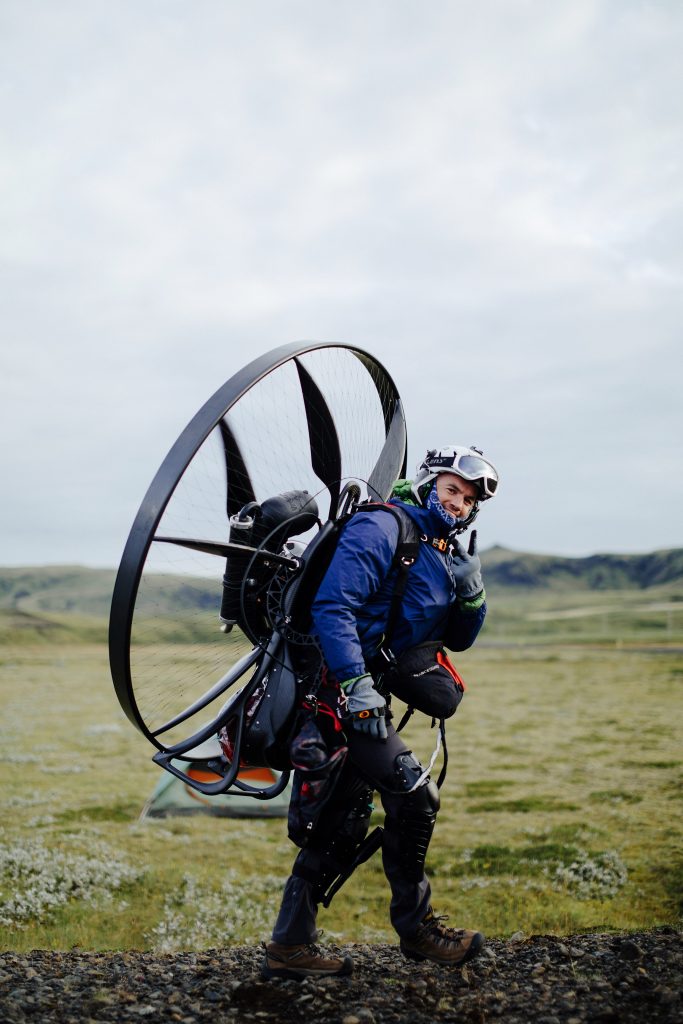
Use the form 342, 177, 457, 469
151, 633, 290, 798
108, 340, 406, 798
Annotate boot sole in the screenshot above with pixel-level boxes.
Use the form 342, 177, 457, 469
400, 931, 485, 966
261, 956, 353, 981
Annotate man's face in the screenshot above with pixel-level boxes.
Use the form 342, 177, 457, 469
435, 472, 479, 519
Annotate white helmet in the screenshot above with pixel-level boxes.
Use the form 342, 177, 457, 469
412, 445, 499, 532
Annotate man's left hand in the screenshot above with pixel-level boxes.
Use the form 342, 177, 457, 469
450, 530, 483, 599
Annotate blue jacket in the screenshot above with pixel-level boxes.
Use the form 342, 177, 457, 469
311, 499, 486, 681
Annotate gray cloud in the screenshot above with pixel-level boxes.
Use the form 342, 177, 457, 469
1, 0, 681, 565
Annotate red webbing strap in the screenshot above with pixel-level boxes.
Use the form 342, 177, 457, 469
301, 696, 344, 732
436, 649, 467, 691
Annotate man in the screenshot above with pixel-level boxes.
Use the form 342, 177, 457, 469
262, 445, 499, 980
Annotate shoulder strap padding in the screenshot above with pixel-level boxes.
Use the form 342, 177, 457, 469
359, 502, 420, 643
284, 502, 420, 635
359, 502, 421, 568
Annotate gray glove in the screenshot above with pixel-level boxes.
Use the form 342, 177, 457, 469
449, 530, 483, 599
341, 674, 388, 741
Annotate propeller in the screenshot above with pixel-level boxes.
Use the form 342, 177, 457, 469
367, 398, 407, 500
109, 341, 408, 796
154, 535, 298, 567
219, 417, 257, 518
294, 357, 342, 519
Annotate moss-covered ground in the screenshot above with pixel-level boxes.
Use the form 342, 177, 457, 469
1, 596, 681, 951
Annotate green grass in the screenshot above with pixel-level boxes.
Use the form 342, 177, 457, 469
1, 587, 682, 951
483, 580, 683, 646
466, 797, 581, 813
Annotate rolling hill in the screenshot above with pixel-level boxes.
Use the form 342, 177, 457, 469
481, 545, 683, 591
1, 545, 682, 622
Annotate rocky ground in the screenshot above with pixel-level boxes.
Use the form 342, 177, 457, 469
1, 929, 681, 1023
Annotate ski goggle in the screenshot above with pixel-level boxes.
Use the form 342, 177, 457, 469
428, 452, 499, 498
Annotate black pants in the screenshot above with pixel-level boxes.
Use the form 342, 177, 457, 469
271, 721, 435, 943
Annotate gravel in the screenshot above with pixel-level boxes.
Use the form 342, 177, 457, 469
1, 928, 681, 1023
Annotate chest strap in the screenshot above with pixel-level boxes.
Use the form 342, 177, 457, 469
421, 533, 451, 553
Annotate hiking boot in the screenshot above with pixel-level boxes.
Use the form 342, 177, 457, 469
400, 908, 485, 966
261, 940, 353, 980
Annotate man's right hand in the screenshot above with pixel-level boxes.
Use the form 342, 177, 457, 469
340, 674, 388, 741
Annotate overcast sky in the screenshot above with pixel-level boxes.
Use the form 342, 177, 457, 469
1, 0, 681, 567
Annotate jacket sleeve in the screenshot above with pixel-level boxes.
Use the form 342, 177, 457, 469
443, 599, 487, 652
311, 511, 400, 681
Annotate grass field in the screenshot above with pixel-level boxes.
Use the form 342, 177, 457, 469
1, 589, 681, 952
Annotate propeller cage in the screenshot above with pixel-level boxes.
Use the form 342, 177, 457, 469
109, 342, 407, 801
152, 634, 300, 798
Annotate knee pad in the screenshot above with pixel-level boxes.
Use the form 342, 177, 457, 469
393, 752, 441, 810
383, 752, 440, 880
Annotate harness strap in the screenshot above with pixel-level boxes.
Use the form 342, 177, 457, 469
355, 504, 454, 791
394, 709, 448, 791
436, 720, 448, 789
316, 500, 453, 790
395, 704, 415, 733
301, 695, 344, 732
407, 728, 441, 791
383, 544, 418, 646
358, 501, 420, 653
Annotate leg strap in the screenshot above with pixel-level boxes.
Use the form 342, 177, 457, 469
292, 778, 374, 904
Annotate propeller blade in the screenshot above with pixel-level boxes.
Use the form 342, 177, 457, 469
294, 357, 342, 518
352, 350, 395, 434
352, 350, 407, 481
154, 536, 298, 567
367, 398, 408, 500
219, 417, 258, 517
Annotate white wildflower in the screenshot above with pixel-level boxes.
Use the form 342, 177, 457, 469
148, 870, 287, 951
460, 877, 492, 891
0, 835, 142, 927
553, 850, 628, 900
4, 793, 58, 808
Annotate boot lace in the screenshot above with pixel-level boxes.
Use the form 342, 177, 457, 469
423, 913, 466, 946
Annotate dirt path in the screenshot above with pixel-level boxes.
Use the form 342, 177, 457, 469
1, 929, 681, 1023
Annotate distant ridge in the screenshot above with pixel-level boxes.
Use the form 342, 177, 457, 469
0, 548, 679, 610
481, 545, 683, 591
0, 548, 682, 620
0, 565, 118, 617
